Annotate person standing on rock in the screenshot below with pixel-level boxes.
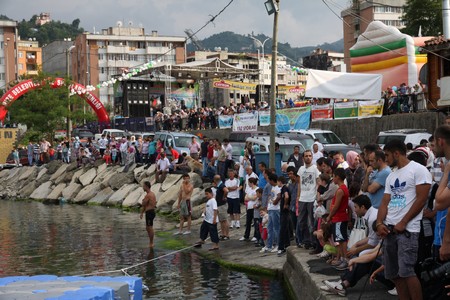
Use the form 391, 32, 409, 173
140, 181, 157, 248
194, 187, 220, 251
175, 174, 193, 235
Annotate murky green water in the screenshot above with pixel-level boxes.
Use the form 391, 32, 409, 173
0, 200, 289, 299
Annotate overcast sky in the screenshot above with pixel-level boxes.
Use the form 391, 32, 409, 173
2, 0, 350, 47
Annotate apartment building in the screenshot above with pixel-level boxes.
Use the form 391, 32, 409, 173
0, 20, 18, 90
341, 0, 406, 71
17, 39, 42, 77
72, 25, 186, 105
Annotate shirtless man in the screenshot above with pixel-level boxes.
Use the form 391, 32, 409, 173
140, 181, 157, 248
175, 173, 194, 235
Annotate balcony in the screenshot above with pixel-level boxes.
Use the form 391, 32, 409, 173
26, 57, 36, 64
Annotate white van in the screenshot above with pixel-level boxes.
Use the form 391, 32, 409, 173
376, 129, 431, 149
246, 135, 305, 164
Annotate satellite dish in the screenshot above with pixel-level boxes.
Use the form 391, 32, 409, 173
117, 21, 123, 27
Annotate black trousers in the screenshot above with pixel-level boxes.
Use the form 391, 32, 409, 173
278, 209, 291, 251
200, 221, 219, 244
342, 260, 394, 289
244, 209, 254, 239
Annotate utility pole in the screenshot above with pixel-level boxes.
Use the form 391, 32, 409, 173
269, 0, 279, 169
66, 46, 75, 139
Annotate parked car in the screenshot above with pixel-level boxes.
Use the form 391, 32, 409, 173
246, 135, 305, 165
1, 149, 28, 169
230, 142, 246, 162
94, 129, 126, 142
289, 129, 357, 156
229, 130, 269, 142
155, 131, 200, 157
376, 129, 432, 149
279, 132, 315, 153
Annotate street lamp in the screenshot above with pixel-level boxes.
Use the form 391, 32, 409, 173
66, 45, 75, 139
266, 0, 279, 169
249, 36, 270, 104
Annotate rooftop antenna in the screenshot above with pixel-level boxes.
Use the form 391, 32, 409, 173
184, 28, 204, 51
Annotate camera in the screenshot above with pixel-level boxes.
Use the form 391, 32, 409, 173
421, 259, 450, 283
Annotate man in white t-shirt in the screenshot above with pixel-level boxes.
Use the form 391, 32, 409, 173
312, 143, 323, 165
376, 139, 431, 300
261, 173, 281, 253
333, 152, 349, 169
155, 152, 170, 184
244, 166, 258, 194
225, 169, 242, 228
98, 134, 108, 156
297, 150, 320, 249
194, 187, 219, 251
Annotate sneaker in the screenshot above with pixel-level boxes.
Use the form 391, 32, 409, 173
222, 236, 230, 240
317, 250, 330, 258
239, 237, 247, 241
324, 280, 346, 297
331, 259, 343, 266
183, 231, 191, 235
173, 231, 182, 235
236, 221, 240, 228
270, 246, 279, 253
334, 260, 349, 271
319, 285, 332, 292
277, 249, 286, 256
260, 247, 269, 253
229, 221, 235, 229
388, 288, 398, 296
251, 237, 257, 242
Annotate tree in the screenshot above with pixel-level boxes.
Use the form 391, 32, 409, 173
402, 0, 442, 37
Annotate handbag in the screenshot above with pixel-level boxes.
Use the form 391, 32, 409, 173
347, 217, 367, 248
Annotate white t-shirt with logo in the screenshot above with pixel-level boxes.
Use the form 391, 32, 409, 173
205, 197, 219, 224
384, 161, 432, 233
268, 185, 281, 211
225, 178, 240, 199
297, 164, 320, 203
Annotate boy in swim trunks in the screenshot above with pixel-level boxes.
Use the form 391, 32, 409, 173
140, 181, 157, 248
175, 173, 194, 235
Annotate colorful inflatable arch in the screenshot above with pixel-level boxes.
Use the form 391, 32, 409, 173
0, 78, 110, 124
350, 21, 430, 90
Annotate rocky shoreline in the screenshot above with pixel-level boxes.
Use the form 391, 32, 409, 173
0, 161, 209, 219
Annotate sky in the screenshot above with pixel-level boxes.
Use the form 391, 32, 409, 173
2, 0, 351, 47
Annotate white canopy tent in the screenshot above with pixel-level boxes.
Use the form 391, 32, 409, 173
305, 69, 383, 100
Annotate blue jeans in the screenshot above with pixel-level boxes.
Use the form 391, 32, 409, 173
202, 157, 209, 177
28, 154, 33, 166
267, 210, 280, 250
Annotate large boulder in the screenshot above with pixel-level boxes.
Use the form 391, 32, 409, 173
160, 174, 182, 192
18, 166, 37, 181
47, 183, 67, 200
191, 203, 206, 220
105, 184, 136, 206
62, 182, 82, 200
170, 187, 205, 211
157, 186, 180, 213
96, 163, 107, 177
133, 165, 146, 182
108, 172, 136, 190
49, 164, 69, 182
56, 169, 75, 185
79, 168, 97, 186
73, 182, 101, 204
99, 169, 119, 189
46, 160, 63, 175
18, 181, 37, 198
188, 172, 203, 189
70, 168, 85, 184
66, 161, 79, 172
88, 187, 114, 205
36, 167, 48, 181
6, 167, 22, 181
0, 169, 10, 179
36, 173, 51, 186
30, 181, 53, 200
122, 187, 146, 208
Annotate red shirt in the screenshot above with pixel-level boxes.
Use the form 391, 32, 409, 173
171, 149, 180, 160
207, 144, 214, 160
330, 184, 349, 223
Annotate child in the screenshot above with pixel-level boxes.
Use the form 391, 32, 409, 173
277, 176, 291, 256
111, 145, 118, 165
327, 168, 350, 271
103, 146, 112, 165
12, 148, 19, 166
253, 188, 263, 246
313, 213, 337, 259
240, 177, 258, 241
194, 188, 219, 251
259, 209, 269, 253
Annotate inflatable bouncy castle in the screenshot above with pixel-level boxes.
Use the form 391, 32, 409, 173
350, 21, 430, 90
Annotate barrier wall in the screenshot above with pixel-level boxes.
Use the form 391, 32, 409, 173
0, 128, 19, 163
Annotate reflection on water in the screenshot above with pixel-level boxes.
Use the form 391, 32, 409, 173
0, 201, 289, 299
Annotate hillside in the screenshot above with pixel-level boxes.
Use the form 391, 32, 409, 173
187, 31, 344, 63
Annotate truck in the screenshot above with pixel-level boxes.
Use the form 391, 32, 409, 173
94, 129, 126, 141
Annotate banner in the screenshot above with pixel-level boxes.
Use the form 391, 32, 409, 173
278, 85, 306, 94
218, 115, 233, 129
212, 80, 257, 93
275, 107, 311, 132
258, 111, 270, 127
311, 104, 333, 121
334, 101, 359, 119
358, 99, 384, 118
232, 112, 258, 132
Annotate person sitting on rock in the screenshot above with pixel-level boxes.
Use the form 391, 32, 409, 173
155, 152, 170, 184
171, 153, 191, 174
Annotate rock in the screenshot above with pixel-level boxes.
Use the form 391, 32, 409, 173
47, 183, 67, 200
46, 160, 63, 175
49, 164, 69, 182
133, 165, 146, 182
94, 165, 117, 183
122, 187, 146, 207
0, 169, 10, 179
171, 187, 205, 211
6, 167, 22, 181
66, 161, 79, 172
56, 169, 74, 185
191, 203, 206, 220
188, 172, 203, 188
157, 186, 180, 213
36, 173, 51, 186
99, 169, 118, 189
73, 182, 101, 204
88, 187, 114, 205
79, 168, 97, 186
70, 168, 85, 184
160, 174, 182, 192
18, 181, 37, 198
36, 168, 48, 181
30, 181, 53, 200
108, 172, 136, 190
96, 163, 107, 177
105, 184, 136, 206
93, 159, 105, 167
18, 166, 37, 181
62, 182, 82, 200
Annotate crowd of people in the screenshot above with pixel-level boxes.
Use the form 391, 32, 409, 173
185, 124, 450, 299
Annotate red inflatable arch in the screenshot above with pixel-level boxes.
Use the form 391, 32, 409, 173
0, 78, 110, 123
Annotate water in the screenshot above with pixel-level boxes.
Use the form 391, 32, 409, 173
0, 200, 289, 299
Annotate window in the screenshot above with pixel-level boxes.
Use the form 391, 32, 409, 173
18, 52, 23, 58
18, 63, 23, 70
0, 73, 4, 80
